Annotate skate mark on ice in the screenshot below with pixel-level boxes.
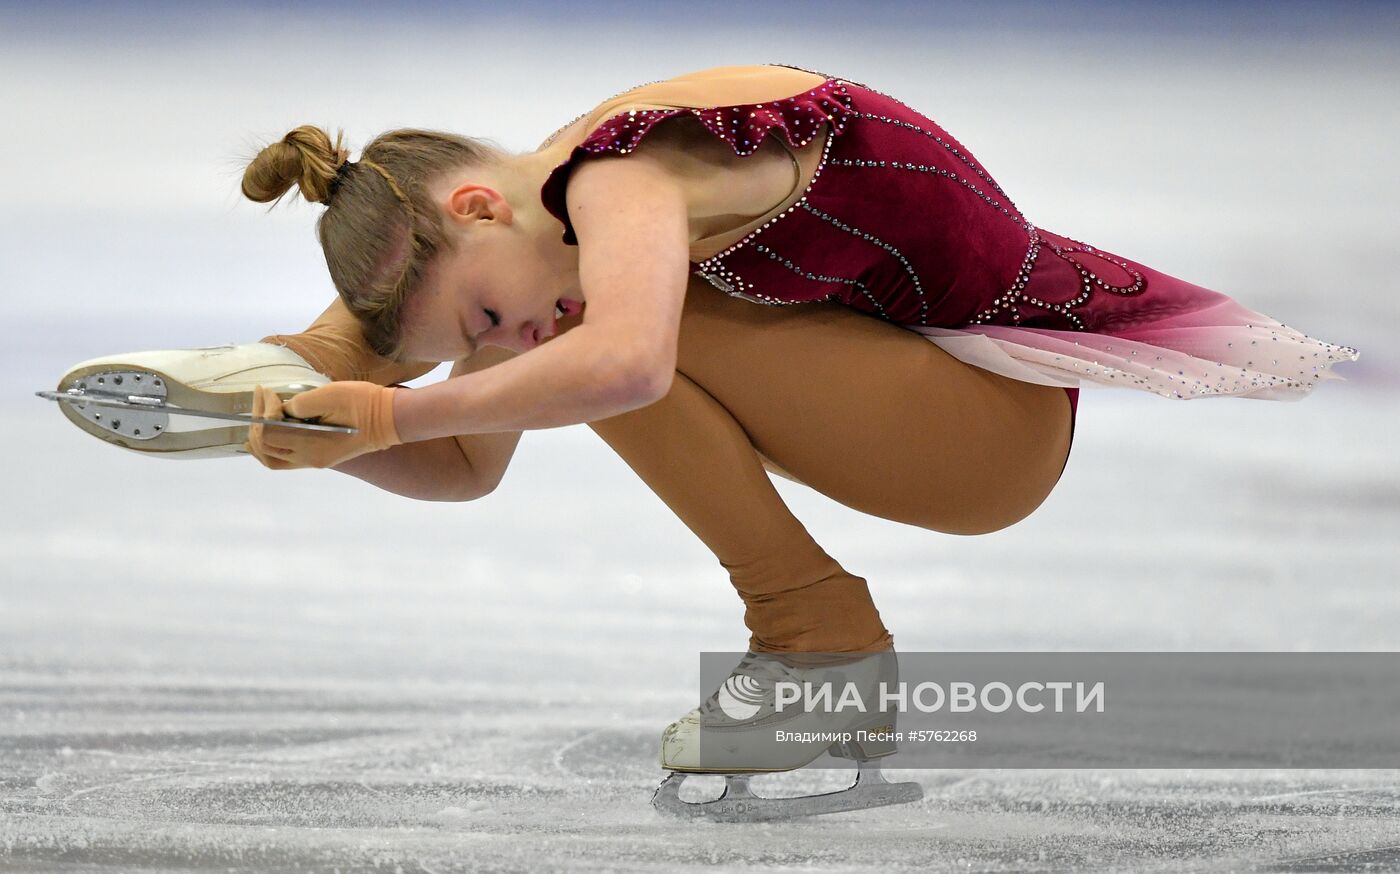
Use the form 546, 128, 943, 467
356, 777, 391, 801
1263, 843, 1400, 872
1250, 786, 1400, 803
550, 728, 655, 782
62, 766, 213, 806
65, 748, 233, 769
551, 728, 602, 779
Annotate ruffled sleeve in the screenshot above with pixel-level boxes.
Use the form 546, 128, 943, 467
539, 78, 855, 246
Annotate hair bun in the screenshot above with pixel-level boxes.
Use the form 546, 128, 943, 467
242, 125, 350, 205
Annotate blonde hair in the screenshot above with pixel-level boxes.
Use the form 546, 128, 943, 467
242, 124, 505, 361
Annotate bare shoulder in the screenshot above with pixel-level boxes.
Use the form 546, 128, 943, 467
561, 129, 692, 385
565, 140, 691, 242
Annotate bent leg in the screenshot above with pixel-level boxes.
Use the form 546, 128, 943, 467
587, 369, 894, 654
588, 277, 1071, 653
673, 282, 1074, 536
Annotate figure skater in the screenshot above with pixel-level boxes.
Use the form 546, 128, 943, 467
47, 63, 1359, 820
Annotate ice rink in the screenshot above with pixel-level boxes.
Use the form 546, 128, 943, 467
4, 1, 1399, 871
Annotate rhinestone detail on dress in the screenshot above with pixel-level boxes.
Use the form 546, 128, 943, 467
538, 78, 669, 150
581, 79, 853, 159
830, 157, 1026, 230
541, 73, 856, 257
1035, 326, 1360, 399
752, 242, 875, 313
795, 200, 930, 325
692, 81, 854, 304
967, 228, 1148, 330
851, 111, 1026, 226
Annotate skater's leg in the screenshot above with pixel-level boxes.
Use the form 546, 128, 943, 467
258, 296, 437, 386
590, 279, 1070, 653
674, 283, 1074, 537
588, 370, 894, 655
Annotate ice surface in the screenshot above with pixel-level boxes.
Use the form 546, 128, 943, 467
4, 2, 1400, 871
7, 385, 1399, 872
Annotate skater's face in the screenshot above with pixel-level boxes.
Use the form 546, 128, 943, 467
395, 172, 583, 362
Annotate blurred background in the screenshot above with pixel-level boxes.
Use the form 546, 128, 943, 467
2, 1, 1398, 870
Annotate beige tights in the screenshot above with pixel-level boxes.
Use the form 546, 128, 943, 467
262, 279, 1074, 653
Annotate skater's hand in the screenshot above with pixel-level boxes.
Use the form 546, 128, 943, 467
242, 382, 402, 470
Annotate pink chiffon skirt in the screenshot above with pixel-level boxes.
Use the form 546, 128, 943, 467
902, 230, 1360, 402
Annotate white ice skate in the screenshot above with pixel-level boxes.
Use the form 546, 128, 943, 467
37, 342, 350, 459
651, 649, 923, 822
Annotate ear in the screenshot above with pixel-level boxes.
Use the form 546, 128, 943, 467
446, 182, 512, 227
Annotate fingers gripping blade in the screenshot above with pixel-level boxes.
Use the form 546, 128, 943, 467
37, 377, 356, 439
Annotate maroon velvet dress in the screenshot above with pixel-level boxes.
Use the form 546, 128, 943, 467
540, 64, 1359, 462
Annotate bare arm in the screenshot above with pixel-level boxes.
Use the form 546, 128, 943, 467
441, 344, 526, 492
392, 150, 690, 442
328, 436, 491, 501
259, 296, 526, 498
328, 344, 526, 500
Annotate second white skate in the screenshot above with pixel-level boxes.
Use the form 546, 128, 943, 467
651, 649, 923, 822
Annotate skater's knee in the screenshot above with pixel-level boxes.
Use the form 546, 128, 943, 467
929, 489, 1055, 536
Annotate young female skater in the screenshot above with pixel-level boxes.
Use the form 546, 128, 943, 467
52, 63, 1358, 818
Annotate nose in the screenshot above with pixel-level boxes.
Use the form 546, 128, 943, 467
524, 319, 558, 350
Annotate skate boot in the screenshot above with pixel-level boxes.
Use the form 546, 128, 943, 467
44, 342, 332, 459
651, 649, 923, 822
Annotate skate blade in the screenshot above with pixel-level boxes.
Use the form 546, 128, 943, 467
651, 760, 923, 823
37, 389, 354, 432
45, 364, 345, 456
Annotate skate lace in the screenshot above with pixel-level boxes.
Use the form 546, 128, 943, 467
698, 652, 803, 717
